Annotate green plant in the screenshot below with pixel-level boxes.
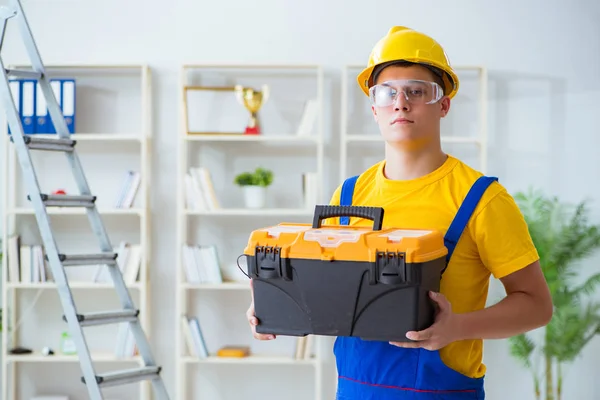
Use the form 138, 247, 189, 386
509, 188, 600, 400
234, 167, 273, 187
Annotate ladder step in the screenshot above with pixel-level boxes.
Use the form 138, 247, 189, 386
82, 366, 161, 389
54, 252, 118, 266
12, 135, 76, 152
5, 68, 42, 79
64, 309, 139, 327
28, 193, 96, 207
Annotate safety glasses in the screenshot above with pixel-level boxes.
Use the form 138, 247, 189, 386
369, 79, 444, 107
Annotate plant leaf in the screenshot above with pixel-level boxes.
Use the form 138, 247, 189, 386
508, 333, 535, 368
512, 188, 600, 371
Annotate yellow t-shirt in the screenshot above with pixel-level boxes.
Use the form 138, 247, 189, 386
327, 154, 539, 378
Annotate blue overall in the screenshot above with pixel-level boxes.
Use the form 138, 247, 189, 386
335, 174, 498, 400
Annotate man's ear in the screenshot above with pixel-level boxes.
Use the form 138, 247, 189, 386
440, 97, 451, 118
372, 105, 378, 122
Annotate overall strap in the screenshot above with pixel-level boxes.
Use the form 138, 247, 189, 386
444, 176, 498, 263
339, 175, 359, 225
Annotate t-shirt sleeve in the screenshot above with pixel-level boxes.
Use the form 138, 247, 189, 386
470, 188, 540, 279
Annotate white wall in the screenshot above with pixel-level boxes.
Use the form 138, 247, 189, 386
1, 0, 599, 399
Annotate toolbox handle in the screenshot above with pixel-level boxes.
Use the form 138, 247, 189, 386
312, 205, 384, 230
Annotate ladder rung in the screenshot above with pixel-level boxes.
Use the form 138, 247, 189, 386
13, 135, 76, 152
29, 193, 96, 207
64, 309, 139, 327
54, 252, 118, 266
82, 366, 161, 389
6, 68, 42, 79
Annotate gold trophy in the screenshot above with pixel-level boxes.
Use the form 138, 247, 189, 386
234, 84, 269, 135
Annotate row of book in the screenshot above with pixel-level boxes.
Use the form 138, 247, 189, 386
181, 314, 209, 358
180, 313, 314, 361
181, 244, 223, 284
92, 241, 142, 285
8, 78, 76, 135
184, 168, 319, 211
5, 235, 51, 283
115, 322, 138, 358
114, 170, 141, 209
296, 98, 319, 136
3, 235, 141, 284
184, 167, 220, 211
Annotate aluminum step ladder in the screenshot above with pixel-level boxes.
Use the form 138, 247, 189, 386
0, 1, 170, 399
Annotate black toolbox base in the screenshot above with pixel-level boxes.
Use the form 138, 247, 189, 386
249, 256, 445, 343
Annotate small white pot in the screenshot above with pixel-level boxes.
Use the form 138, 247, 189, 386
243, 186, 267, 209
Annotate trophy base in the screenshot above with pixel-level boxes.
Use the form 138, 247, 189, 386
244, 126, 260, 135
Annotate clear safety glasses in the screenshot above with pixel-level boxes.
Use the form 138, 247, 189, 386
369, 79, 444, 107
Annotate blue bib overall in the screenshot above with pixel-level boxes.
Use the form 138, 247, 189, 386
334, 174, 498, 400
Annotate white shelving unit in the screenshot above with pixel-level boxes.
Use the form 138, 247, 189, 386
176, 64, 326, 400
1, 64, 153, 400
340, 64, 489, 180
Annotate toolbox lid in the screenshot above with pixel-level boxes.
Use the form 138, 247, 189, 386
379, 229, 435, 241
303, 228, 370, 248
260, 224, 311, 238
244, 223, 447, 263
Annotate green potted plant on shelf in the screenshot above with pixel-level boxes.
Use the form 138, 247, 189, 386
509, 188, 600, 400
234, 167, 273, 209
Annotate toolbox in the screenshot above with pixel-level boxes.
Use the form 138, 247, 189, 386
243, 205, 448, 342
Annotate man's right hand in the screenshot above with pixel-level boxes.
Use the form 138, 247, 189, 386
246, 279, 276, 340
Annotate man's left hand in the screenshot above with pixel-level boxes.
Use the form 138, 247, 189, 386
390, 291, 463, 351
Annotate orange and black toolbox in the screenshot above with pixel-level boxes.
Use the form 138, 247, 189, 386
242, 205, 448, 342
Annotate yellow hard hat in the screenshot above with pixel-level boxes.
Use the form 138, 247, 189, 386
357, 26, 460, 99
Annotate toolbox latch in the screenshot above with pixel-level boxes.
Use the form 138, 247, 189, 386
374, 251, 406, 285
254, 246, 292, 281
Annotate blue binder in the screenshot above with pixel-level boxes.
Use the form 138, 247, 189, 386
20, 79, 36, 134
10, 78, 76, 134
7, 79, 20, 135
61, 78, 75, 134
35, 80, 49, 133
45, 79, 62, 134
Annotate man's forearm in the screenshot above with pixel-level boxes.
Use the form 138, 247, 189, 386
454, 291, 553, 341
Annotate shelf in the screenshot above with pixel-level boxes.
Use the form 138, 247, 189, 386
177, 63, 325, 400
183, 355, 317, 365
344, 134, 481, 144
185, 134, 320, 144
2, 63, 153, 400
13, 63, 148, 71
10, 208, 144, 216
183, 63, 321, 70
10, 133, 146, 142
186, 208, 314, 216
5, 352, 142, 363
182, 282, 249, 290
6, 282, 142, 290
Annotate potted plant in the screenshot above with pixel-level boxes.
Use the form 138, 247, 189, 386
509, 188, 600, 400
234, 167, 273, 209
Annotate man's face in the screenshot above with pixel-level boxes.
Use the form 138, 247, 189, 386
370, 64, 450, 148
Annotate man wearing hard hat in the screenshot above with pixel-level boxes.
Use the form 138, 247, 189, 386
328, 26, 553, 399
246, 26, 553, 399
